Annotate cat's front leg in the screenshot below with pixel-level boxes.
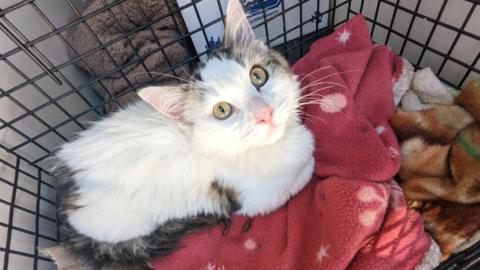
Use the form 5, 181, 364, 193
288, 156, 315, 196
232, 156, 314, 216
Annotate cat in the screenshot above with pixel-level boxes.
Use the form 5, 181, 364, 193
52, 0, 314, 268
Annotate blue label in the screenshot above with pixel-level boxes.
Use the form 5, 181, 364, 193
244, 0, 281, 15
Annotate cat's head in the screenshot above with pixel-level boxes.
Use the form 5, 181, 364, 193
138, 0, 300, 157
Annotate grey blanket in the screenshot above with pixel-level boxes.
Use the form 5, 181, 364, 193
66, 0, 189, 112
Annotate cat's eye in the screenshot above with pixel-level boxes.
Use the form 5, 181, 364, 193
213, 102, 233, 120
250, 65, 268, 88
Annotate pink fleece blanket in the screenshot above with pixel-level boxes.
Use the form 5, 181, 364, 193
151, 15, 430, 270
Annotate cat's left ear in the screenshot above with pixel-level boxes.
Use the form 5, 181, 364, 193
224, 0, 255, 46
137, 86, 190, 124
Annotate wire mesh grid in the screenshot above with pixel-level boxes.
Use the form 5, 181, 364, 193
0, 0, 479, 269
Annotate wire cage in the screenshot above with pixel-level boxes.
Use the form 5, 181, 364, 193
0, 0, 479, 269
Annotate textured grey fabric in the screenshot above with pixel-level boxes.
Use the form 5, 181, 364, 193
66, 0, 190, 112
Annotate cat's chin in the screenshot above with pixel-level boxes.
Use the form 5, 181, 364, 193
258, 122, 287, 146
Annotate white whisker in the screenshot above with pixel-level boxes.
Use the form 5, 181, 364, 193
298, 69, 362, 92
300, 81, 347, 93
130, 70, 204, 89
298, 112, 329, 126
297, 87, 332, 100
297, 65, 333, 83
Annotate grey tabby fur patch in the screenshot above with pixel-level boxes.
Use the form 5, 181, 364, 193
53, 162, 240, 269
192, 38, 290, 85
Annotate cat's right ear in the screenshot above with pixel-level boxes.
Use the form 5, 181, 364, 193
224, 0, 255, 47
137, 86, 189, 123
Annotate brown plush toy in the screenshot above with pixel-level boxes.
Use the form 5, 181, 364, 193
390, 80, 480, 260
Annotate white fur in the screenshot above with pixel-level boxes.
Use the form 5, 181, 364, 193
393, 58, 414, 106
192, 57, 300, 155
411, 68, 454, 105
58, 102, 218, 242
59, 99, 313, 242
57, 0, 314, 243
224, 0, 254, 45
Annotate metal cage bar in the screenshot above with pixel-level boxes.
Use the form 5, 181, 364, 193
1, 0, 479, 269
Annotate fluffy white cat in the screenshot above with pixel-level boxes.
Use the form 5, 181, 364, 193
53, 0, 314, 267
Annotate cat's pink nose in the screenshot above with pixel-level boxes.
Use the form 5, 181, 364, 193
256, 106, 273, 125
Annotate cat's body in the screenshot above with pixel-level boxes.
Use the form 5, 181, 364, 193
57, 101, 313, 243
53, 0, 314, 268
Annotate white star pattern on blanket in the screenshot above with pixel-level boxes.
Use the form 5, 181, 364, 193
316, 245, 329, 263
206, 262, 225, 270
338, 29, 351, 44
375, 126, 386, 134
244, 238, 257, 251
206, 262, 216, 270
357, 186, 388, 227
319, 93, 347, 113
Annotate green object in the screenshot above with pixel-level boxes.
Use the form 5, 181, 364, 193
457, 134, 480, 161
